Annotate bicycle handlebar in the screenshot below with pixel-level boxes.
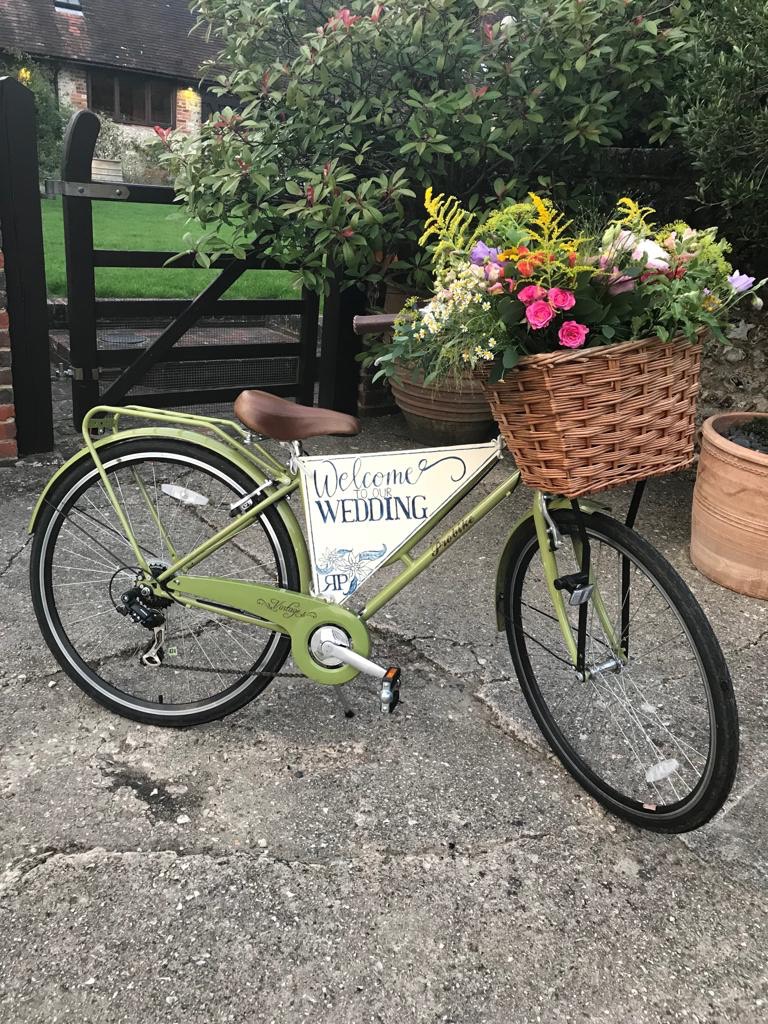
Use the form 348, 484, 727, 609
352, 313, 398, 336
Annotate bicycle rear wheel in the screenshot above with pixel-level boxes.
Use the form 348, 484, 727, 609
503, 509, 738, 832
30, 438, 299, 727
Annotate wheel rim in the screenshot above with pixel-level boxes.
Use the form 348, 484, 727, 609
511, 522, 716, 816
39, 451, 288, 717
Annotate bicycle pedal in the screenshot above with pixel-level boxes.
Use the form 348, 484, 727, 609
379, 667, 401, 714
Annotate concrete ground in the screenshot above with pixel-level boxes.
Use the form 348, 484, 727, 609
1, 387, 768, 1024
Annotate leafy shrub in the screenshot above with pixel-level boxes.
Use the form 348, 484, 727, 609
0, 55, 67, 180
669, 0, 768, 259
165, 0, 696, 293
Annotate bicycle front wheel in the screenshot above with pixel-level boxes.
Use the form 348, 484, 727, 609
30, 438, 299, 727
503, 509, 738, 832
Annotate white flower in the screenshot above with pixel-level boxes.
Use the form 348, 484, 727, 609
631, 239, 669, 271
602, 225, 637, 254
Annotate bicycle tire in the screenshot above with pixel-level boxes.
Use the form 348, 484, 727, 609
503, 509, 738, 832
30, 437, 300, 727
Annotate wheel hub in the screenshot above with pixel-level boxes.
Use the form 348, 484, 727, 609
136, 562, 173, 610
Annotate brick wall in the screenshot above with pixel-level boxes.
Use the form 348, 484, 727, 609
175, 87, 202, 134
0, 237, 17, 463
57, 66, 89, 111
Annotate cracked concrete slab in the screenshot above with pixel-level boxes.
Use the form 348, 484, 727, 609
1, 389, 768, 1021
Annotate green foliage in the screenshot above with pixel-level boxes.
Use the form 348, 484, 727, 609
669, 0, 768, 255
0, 55, 67, 180
165, 0, 696, 293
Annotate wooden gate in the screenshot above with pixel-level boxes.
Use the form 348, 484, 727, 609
53, 110, 363, 427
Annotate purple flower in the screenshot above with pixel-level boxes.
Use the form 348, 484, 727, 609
728, 270, 756, 293
470, 241, 500, 265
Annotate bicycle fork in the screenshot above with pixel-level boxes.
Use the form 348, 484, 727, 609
533, 493, 625, 680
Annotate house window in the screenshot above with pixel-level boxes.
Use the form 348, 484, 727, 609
55, 0, 83, 11
88, 70, 176, 127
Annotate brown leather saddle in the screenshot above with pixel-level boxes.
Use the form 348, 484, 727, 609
233, 390, 360, 442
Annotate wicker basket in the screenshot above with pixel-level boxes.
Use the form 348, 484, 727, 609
482, 333, 703, 498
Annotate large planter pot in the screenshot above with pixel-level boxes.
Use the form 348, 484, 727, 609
359, 287, 428, 417
691, 413, 768, 599
391, 362, 495, 446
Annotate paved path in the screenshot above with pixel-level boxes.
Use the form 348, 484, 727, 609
1, 398, 767, 1023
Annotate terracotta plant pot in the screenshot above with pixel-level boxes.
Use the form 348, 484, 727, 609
390, 362, 495, 446
690, 413, 768, 599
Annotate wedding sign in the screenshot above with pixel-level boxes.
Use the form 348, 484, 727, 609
298, 439, 502, 604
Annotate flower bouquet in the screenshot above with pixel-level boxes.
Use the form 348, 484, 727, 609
369, 192, 764, 496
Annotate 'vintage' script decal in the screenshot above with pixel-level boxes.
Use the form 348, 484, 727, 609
298, 440, 501, 604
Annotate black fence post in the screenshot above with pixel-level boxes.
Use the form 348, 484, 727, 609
0, 77, 54, 454
61, 110, 100, 427
319, 274, 366, 415
296, 286, 320, 406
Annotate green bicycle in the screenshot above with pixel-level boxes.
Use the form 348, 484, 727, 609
28, 348, 738, 833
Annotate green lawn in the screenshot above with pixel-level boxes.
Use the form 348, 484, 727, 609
41, 197, 298, 300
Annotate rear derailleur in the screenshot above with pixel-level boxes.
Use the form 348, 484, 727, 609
117, 584, 169, 668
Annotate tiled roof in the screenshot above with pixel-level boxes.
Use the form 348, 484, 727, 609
0, 0, 219, 80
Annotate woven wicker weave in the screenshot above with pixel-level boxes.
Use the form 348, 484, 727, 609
482, 333, 703, 498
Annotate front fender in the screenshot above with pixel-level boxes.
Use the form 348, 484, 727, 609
494, 498, 604, 631
28, 426, 312, 593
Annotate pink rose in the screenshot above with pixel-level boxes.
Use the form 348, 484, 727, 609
558, 321, 589, 348
548, 287, 576, 311
518, 284, 547, 305
526, 300, 555, 330
487, 281, 504, 294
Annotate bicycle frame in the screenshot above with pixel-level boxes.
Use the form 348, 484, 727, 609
31, 404, 624, 685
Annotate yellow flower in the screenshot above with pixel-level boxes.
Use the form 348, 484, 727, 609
529, 192, 553, 226
616, 196, 656, 230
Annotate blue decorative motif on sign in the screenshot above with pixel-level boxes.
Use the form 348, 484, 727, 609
316, 546, 388, 596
